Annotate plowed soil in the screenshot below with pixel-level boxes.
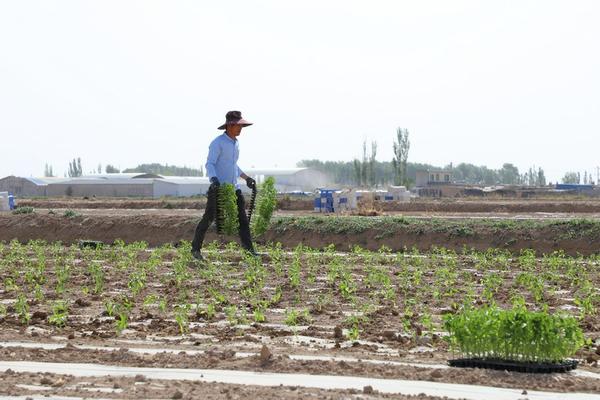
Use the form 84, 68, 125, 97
0, 243, 599, 398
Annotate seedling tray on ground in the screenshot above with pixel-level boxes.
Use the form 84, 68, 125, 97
78, 240, 104, 249
448, 358, 578, 373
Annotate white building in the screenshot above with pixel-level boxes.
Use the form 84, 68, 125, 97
0, 167, 328, 198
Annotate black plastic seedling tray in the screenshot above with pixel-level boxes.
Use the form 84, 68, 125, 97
78, 240, 104, 249
449, 358, 578, 373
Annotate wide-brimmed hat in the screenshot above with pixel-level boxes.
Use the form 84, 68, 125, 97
218, 110, 253, 130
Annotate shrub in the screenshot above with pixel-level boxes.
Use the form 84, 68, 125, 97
444, 305, 584, 363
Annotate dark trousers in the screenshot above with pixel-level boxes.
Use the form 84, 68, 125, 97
191, 186, 254, 251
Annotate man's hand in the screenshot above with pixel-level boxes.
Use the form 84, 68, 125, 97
210, 177, 220, 187
246, 177, 256, 189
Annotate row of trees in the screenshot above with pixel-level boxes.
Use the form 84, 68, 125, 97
300, 159, 556, 187
43, 161, 203, 178
40, 149, 596, 186
298, 127, 592, 188
350, 128, 412, 187
562, 171, 597, 185
123, 163, 204, 176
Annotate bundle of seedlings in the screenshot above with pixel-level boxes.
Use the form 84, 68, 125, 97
250, 177, 277, 236
216, 178, 277, 236
444, 304, 585, 373
216, 183, 239, 235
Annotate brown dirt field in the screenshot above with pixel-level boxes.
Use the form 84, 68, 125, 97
2, 211, 600, 255
0, 243, 599, 396
18, 197, 314, 211
17, 197, 600, 213
0, 370, 446, 399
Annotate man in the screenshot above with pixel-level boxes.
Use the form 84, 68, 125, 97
191, 111, 257, 261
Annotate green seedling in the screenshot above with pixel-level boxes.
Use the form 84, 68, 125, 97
33, 285, 45, 302
174, 304, 190, 334
284, 308, 311, 326
143, 294, 158, 310
253, 307, 266, 323
15, 294, 31, 324
347, 325, 360, 341
158, 297, 168, 314
12, 206, 34, 215
48, 300, 68, 328
104, 300, 116, 317
225, 305, 239, 325
204, 302, 216, 320
63, 209, 80, 218
284, 309, 299, 326
115, 312, 129, 333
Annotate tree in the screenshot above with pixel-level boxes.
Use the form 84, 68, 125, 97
368, 141, 378, 186
392, 128, 410, 186
562, 171, 580, 184
361, 141, 368, 186
499, 163, 520, 184
97, 163, 102, 174
537, 167, 546, 186
43, 163, 54, 177
68, 158, 82, 177
105, 164, 120, 174
353, 159, 361, 186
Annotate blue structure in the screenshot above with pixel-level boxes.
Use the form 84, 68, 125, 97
314, 188, 338, 212
8, 193, 14, 210
555, 184, 594, 191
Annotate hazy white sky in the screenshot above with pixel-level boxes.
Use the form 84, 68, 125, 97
1, 1, 598, 183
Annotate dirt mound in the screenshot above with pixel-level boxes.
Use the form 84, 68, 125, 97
18, 197, 600, 213
18, 197, 314, 211
380, 200, 600, 213
2, 213, 600, 255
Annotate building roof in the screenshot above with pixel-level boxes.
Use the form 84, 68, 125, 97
59, 178, 156, 185
161, 177, 210, 185
244, 167, 310, 175
23, 177, 70, 185
80, 173, 164, 179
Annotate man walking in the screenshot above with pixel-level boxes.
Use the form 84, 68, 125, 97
191, 111, 257, 261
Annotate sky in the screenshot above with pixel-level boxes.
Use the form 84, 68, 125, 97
0, 0, 599, 183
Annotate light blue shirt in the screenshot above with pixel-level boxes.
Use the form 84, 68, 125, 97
205, 133, 245, 188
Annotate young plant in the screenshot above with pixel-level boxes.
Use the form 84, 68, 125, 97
15, 293, 31, 324
48, 300, 69, 328
55, 263, 71, 295
253, 304, 267, 323
174, 304, 191, 334
104, 300, 116, 317
115, 312, 129, 334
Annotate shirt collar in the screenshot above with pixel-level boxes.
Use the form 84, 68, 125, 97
222, 133, 237, 143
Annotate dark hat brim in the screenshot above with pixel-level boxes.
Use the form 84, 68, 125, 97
218, 118, 253, 130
